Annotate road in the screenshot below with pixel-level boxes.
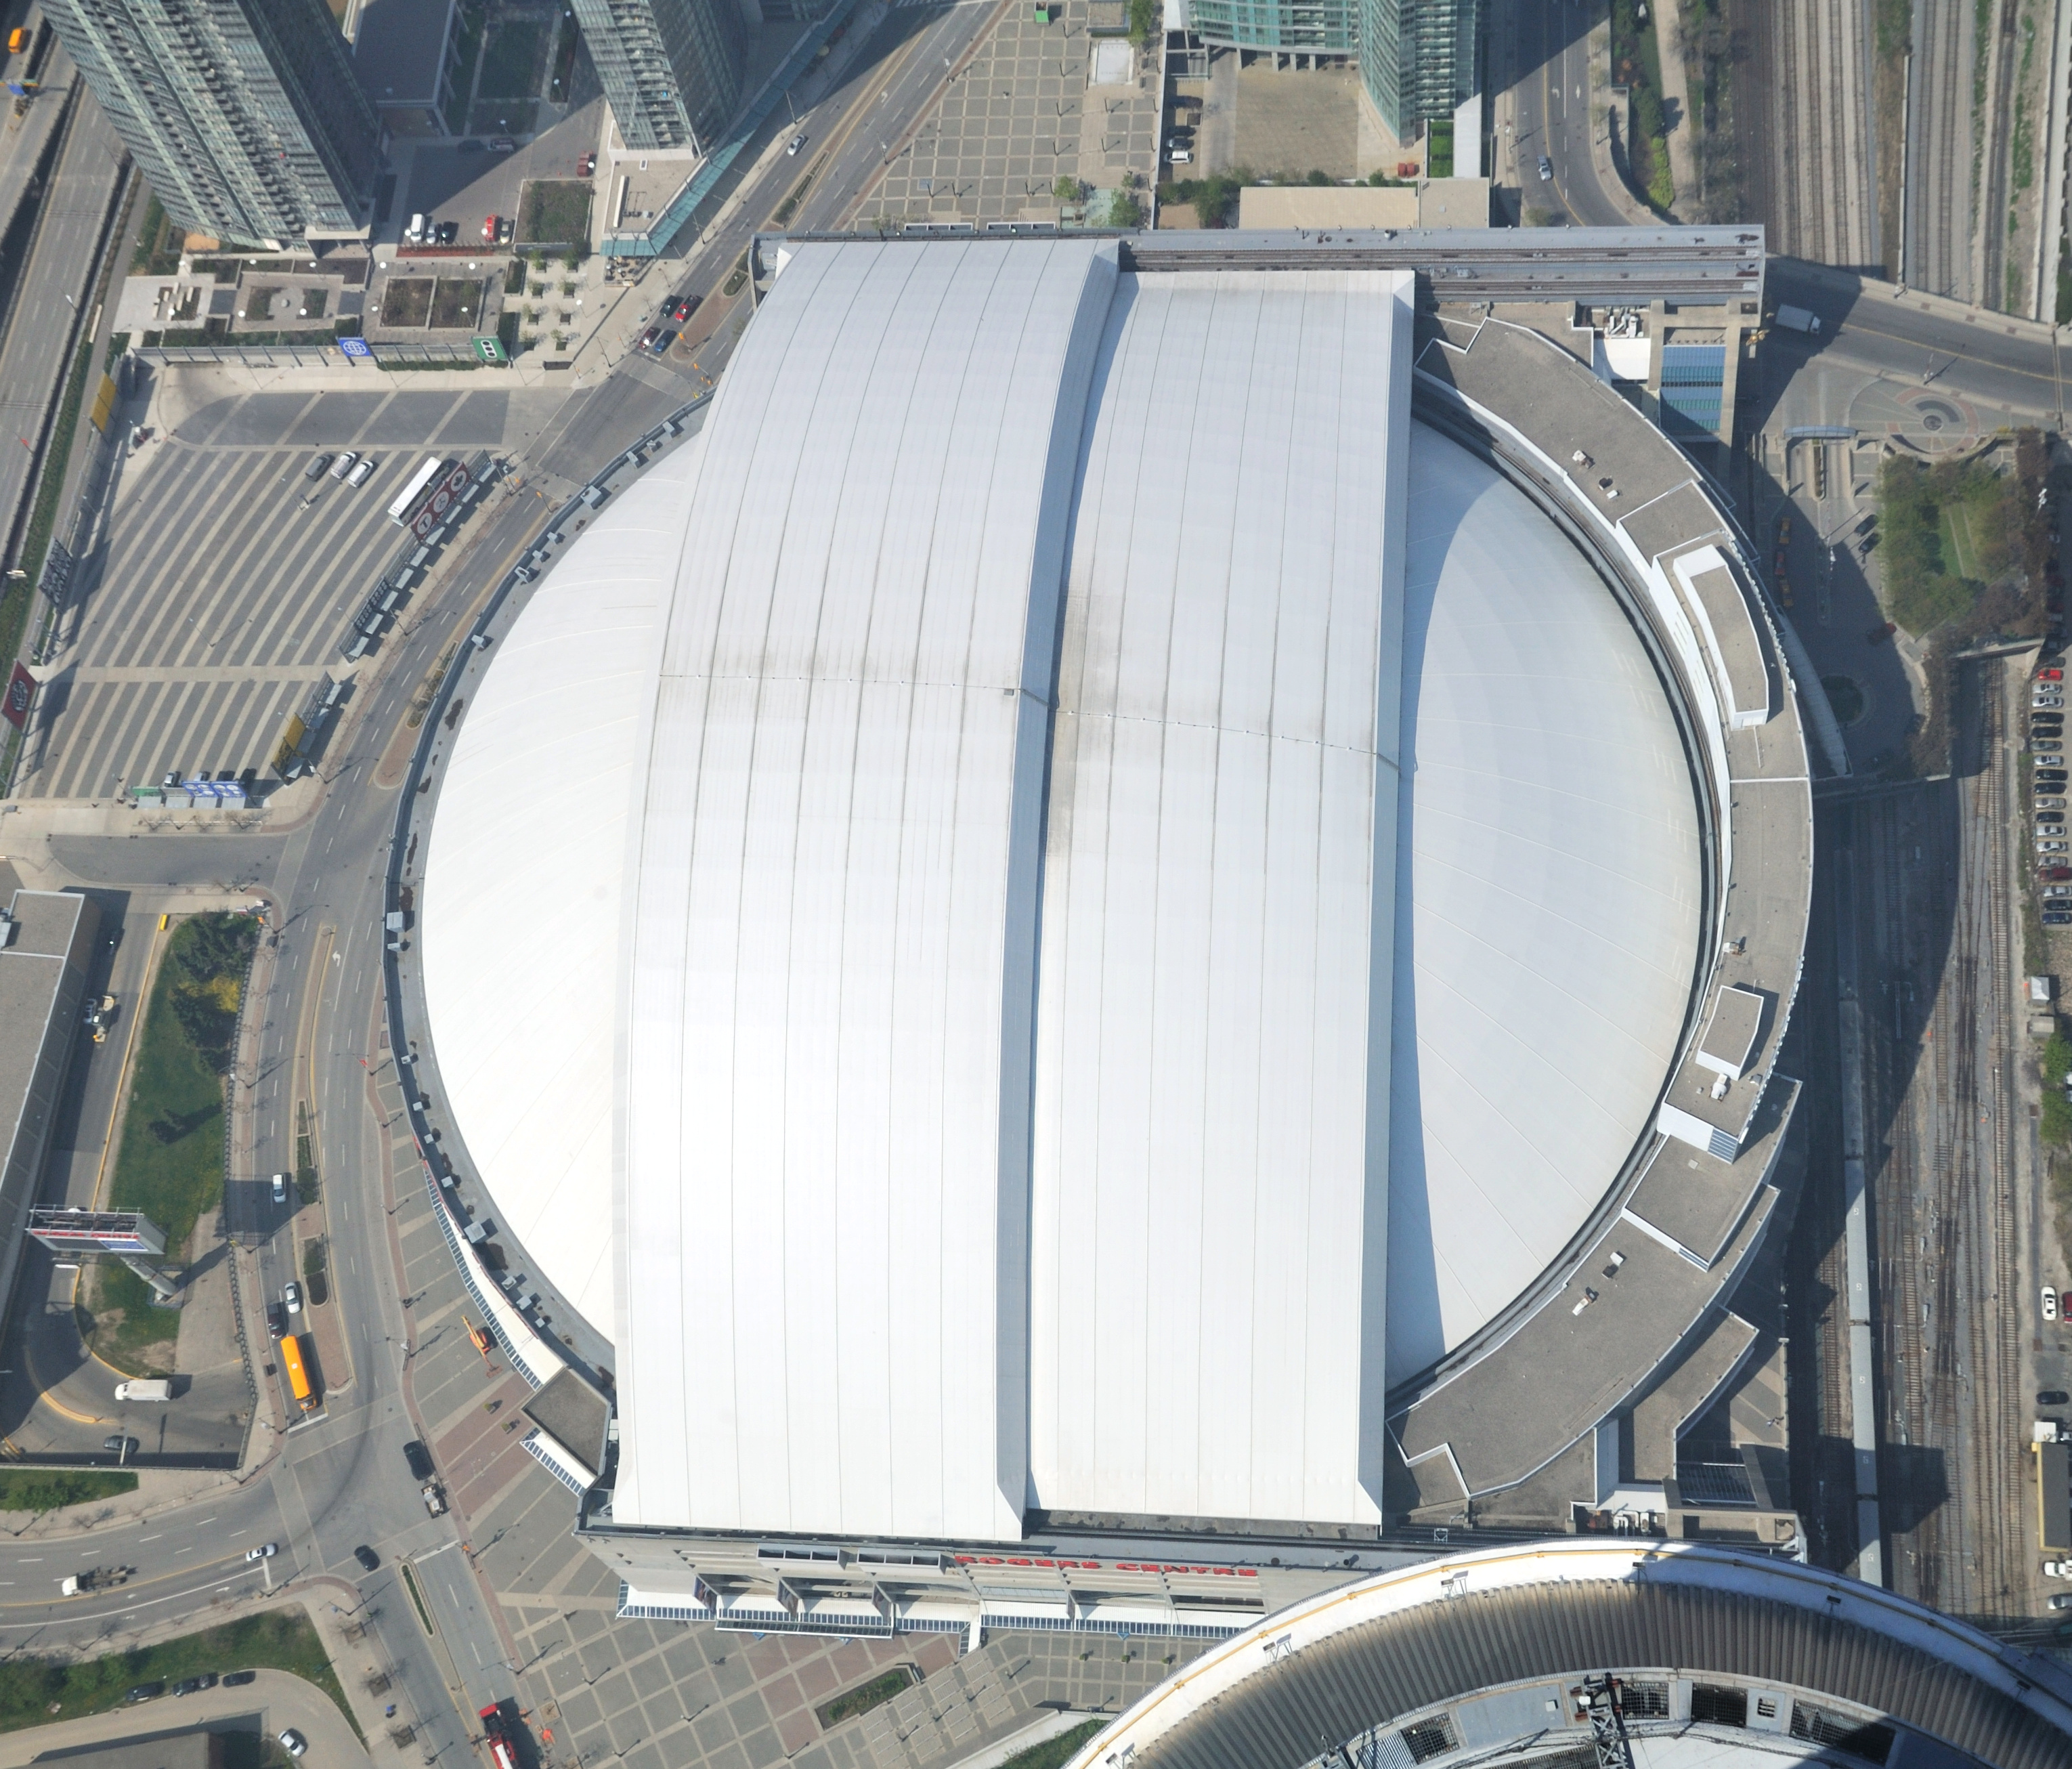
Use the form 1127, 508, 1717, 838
1496, 0, 1631, 228
0, 75, 123, 568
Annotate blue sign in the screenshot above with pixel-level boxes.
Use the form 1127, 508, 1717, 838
339, 336, 372, 362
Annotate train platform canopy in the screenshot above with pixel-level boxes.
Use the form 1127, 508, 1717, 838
422, 238, 1714, 1544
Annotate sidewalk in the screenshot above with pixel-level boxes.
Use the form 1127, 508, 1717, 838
0, 1661, 369, 1768
1656, 0, 1697, 215
1587, 15, 1657, 226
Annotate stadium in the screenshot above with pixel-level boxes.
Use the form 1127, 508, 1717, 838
404, 231, 1817, 1636
1057, 1541, 2072, 1769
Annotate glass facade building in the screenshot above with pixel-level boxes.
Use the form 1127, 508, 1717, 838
41, 0, 378, 247
1358, 0, 1483, 140
571, 0, 748, 154
1186, 0, 1357, 56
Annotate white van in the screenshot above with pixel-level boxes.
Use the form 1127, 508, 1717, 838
114, 1379, 173, 1402
347, 456, 376, 487
328, 451, 356, 481
406, 213, 426, 242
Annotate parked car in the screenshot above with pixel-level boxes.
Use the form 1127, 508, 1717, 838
283, 1281, 302, 1314
482, 213, 500, 242
173, 1674, 218, 1697
2037, 754, 2065, 768
354, 1544, 381, 1571
280, 1730, 307, 1757
2052, 1593, 2072, 1611
2038, 841, 2067, 853
2039, 824, 2065, 836
663, 295, 698, 322
302, 454, 331, 480
266, 1302, 286, 1340
245, 1543, 276, 1562
347, 456, 376, 487
2039, 866, 2072, 881
637, 326, 660, 351
404, 1439, 435, 1480
2043, 667, 2065, 681
490, 136, 516, 153
1169, 147, 1192, 163
2046, 912, 2072, 926
2047, 1286, 2062, 1323
102, 1435, 136, 1455
2043, 1390, 2071, 1405
2045, 885, 2072, 897
223, 1671, 257, 1688
2037, 696, 2065, 709
579, 151, 596, 175
651, 328, 677, 354
127, 1684, 167, 1703
328, 451, 356, 481
435, 220, 459, 244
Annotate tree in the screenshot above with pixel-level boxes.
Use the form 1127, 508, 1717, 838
1127, 0, 1156, 46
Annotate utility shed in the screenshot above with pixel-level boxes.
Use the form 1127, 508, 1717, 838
2040, 1441, 2071, 1552
0, 888, 100, 1348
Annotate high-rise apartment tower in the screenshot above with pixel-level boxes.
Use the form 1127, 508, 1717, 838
1360, 0, 1484, 142
42, 0, 379, 248
569, 0, 748, 154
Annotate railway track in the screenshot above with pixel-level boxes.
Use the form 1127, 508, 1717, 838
1865, 664, 2024, 1622
1755, 0, 1872, 268
1977, 0, 2019, 308
1907, 0, 1978, 302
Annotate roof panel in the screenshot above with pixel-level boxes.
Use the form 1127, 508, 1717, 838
1030, 270, 1415, 1527
616, 238, 1118, 1541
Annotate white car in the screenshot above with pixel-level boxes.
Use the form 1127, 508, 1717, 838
2046, 885, 2072, 897
280, 1730, 307, 1758
2041, 824, 2067, 837
245, 1542, 277, 1561
2037, 697, 2065, 710
2046, 1286, 2061, 1323
2046, 1560, 2072, 1577
2040, 841, 2068, 854
2039, 755, 2066, 769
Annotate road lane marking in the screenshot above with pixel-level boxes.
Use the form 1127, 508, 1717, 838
139, 1533, 160, 1541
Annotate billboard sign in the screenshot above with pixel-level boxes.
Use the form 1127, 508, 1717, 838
28, 1209, 167, 1256
1, 662, 32, 729
410, 461, 474, 541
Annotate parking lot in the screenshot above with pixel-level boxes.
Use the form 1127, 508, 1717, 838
14, 384, 562, 803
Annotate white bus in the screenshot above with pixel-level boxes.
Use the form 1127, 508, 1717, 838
387, 455, 448, 526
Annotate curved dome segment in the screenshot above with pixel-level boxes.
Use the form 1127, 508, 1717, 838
418, 433, 705, 1341
1064, 1541, 2072, 1769
1387, 431, 1703, 1383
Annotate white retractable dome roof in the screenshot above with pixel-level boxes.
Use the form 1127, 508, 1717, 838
420, 239, 1704, 1541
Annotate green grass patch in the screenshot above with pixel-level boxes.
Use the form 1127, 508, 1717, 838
399, 1562, 436, 1636
1001, 1720, 1107, 1769
1427, 118, 1454, 178
1876, 454, 2028, 636
516, 180, 592, 248
78, 1260, 177, 1376
476, 18, 544, 98
129, 193, 181, 277
0, 1469, 136, 1514
815, 1666, 915, 1729
0, 1608, 357, 1741
108, 913, 259, 1257
2044, 1027, 2072, 1145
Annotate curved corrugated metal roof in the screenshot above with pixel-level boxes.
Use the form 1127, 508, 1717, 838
1098, 1550, 2072, 1769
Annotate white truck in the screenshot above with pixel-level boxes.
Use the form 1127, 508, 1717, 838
114, 1379, 172, 1402
1773, 304, 1822, 336
422, 1483, 447, 1516
60, 1567, 130, 1596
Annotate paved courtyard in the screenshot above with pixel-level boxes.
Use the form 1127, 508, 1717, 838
855, 0, 1159, 227
13, 385, 562, 802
